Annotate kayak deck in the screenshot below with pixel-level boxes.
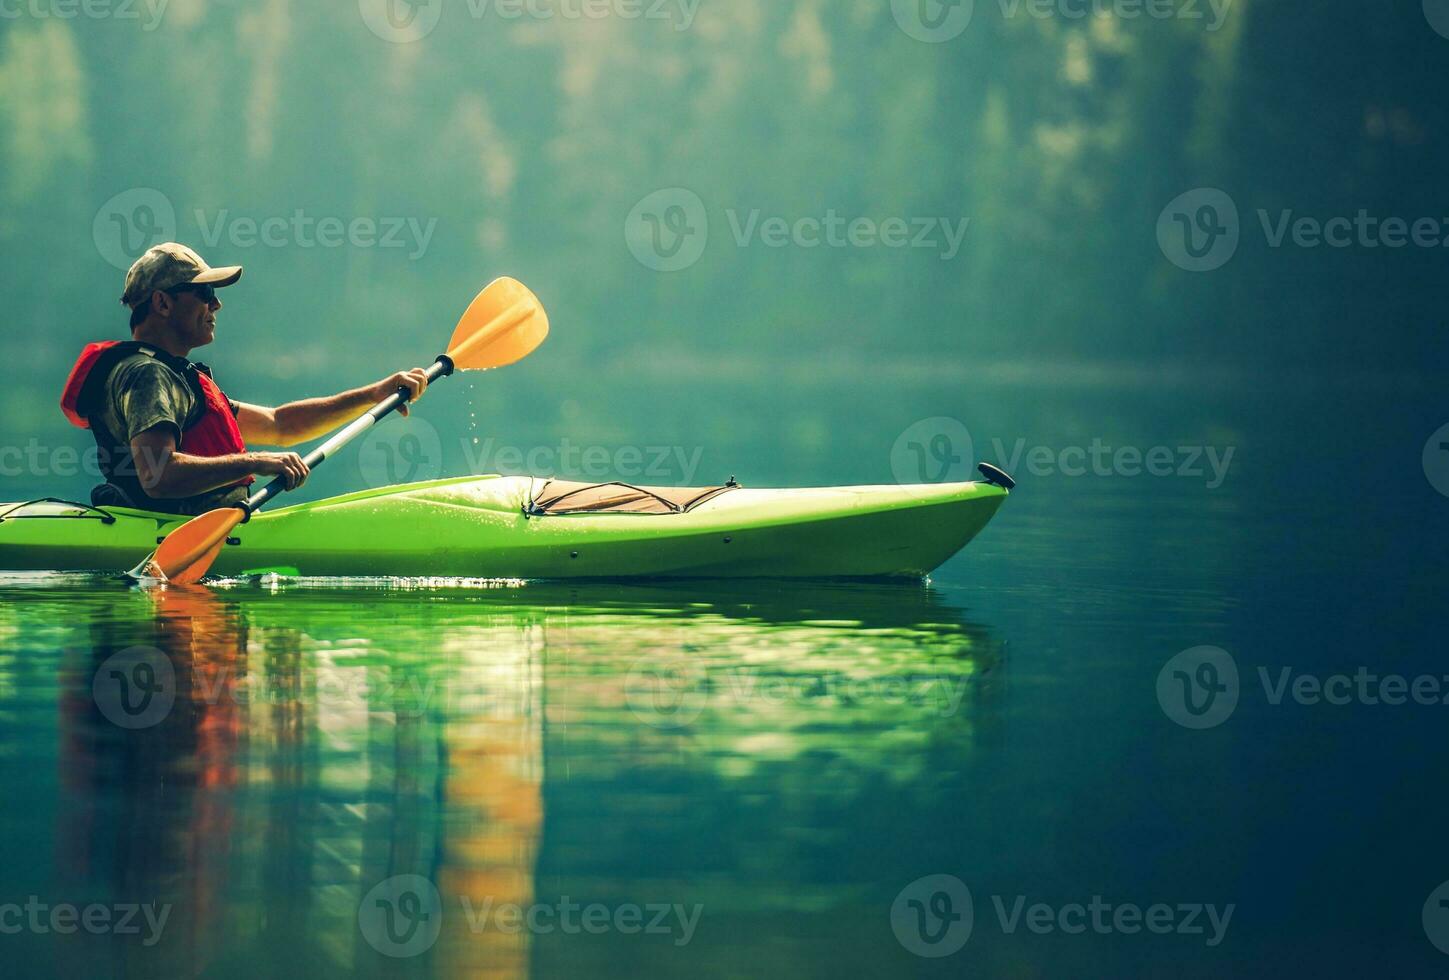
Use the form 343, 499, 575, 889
0, 475, 1008, 579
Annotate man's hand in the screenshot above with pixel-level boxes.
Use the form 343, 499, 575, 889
252, 451, 311, 490
373, 368, 431, 416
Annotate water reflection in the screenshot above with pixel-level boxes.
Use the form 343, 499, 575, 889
8, 576, 1001, 977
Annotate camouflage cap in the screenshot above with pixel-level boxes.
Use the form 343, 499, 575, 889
120, 242, 243, 308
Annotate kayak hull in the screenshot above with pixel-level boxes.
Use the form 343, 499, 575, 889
0, 476, 1007, 579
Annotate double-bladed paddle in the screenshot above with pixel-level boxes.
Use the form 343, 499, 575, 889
137, 277, 548, 584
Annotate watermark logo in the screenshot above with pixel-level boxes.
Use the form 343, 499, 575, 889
0, 440, 102, 479
467, 437, 704, 483
359, 0, 443, 42
889, 420, 1235, 490
625, 660, 710, 729
93, 646, 176, 730
1168, 653, 1449, 723
94, 190, 436, 264
462, 0, 701, 30
1157, 188, 1239, 272
0, 0, 170, 30
356, 877, 702, 954
891, 877, 1233, 954
991, 893, 1232, 946
891, 0, 974, 43
1157, 646, 1238, 729
891, 874, 973, 957
726, 210, 969, 260
1426, 0, 1449, 40
1423, 880, 1449, 954
458, 895, 703, 945
351, 426, 708, 489
626, 191, 969, 269
194, 209, 437, 258
359, 874, 444, 958
93, 188, 177, 272
0, 897, 171, 945
626, 188, 709, 272
1162, 189, 1449, 270
891, 417, 975, 488
890, 0, 1231, 42
358, 418, 445, 488
1422, 422, 1449, 497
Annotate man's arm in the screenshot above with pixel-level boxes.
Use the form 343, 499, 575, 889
235, 369, 431, 448
130, 429, 311, 499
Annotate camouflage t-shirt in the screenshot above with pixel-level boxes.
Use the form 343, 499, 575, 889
97, 353, 249, 514
99, 353, 200, 444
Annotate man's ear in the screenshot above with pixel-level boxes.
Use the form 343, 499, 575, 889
150, 289, 173, 317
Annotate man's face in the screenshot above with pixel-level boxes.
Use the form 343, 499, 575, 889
158, 284, 221, 347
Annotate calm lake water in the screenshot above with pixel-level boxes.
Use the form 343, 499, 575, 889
1, 369, 1447, 977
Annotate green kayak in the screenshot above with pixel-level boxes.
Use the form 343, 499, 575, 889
0, 471, 1010, 580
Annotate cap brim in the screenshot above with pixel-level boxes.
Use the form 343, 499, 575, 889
192, 265, 243, 287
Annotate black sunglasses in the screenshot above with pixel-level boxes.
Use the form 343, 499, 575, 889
166, 282, 217, 304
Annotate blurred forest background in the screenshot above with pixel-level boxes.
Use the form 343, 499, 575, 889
1, 0, 1446, 498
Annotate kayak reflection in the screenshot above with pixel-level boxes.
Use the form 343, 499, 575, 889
36, 576, 1002, 977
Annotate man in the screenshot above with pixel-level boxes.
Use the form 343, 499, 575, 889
62, 243, 430, 514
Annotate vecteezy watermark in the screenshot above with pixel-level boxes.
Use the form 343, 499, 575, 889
890, 0, 1233, 44
355, 417, 708, 488
457, 895, 702, 946
988, 894, 1233, 947
1257, 667, 1449, 708
463, 0, 700, 30
625, 188, 970, 271
890, 0, 975, 43
891, 875, 973, 957
1160, 187, 1449, 272
891, 417, 975, 486
1156, 646, 1239, 729
889, 418, 1235, 490
1156, 187, 1240, 272
466, 437, 705, 483
92, 188, 438, 270
1423, 422, 1449, 498
358, 875, 703, 957
192, 209, 437, 259
1423, 879, 1449, 955
725, 210, 970, 261
359, 0, 701, 44
93, 187, 178, 271
359, 875, 444, 958
0, 897, 172, 946
890, 876, 1234, 957
995, 0, 1232, 29
1426, 0, 1449, 40
357, 420, 448, 488
625, 660, 974, 729
1158, 647, 1449, 729
625, 188, 710, 272
0, 0, 169, 30
93, 646, 176, 730
994, 438, 1234, 489
358, 0, 444, 43
0, 440, 105, 479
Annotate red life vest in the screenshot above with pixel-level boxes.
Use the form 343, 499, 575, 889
60, 341, 254, 507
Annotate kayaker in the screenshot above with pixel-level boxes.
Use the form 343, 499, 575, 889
62, 242, 431, 515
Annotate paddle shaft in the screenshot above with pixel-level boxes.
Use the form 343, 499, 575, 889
242, 355, 455, 516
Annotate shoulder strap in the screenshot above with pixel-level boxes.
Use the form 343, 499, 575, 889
72, 341, 156, 423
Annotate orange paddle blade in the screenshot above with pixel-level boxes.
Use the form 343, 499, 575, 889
445, 277, 548, 371
153, 507, 247, 583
